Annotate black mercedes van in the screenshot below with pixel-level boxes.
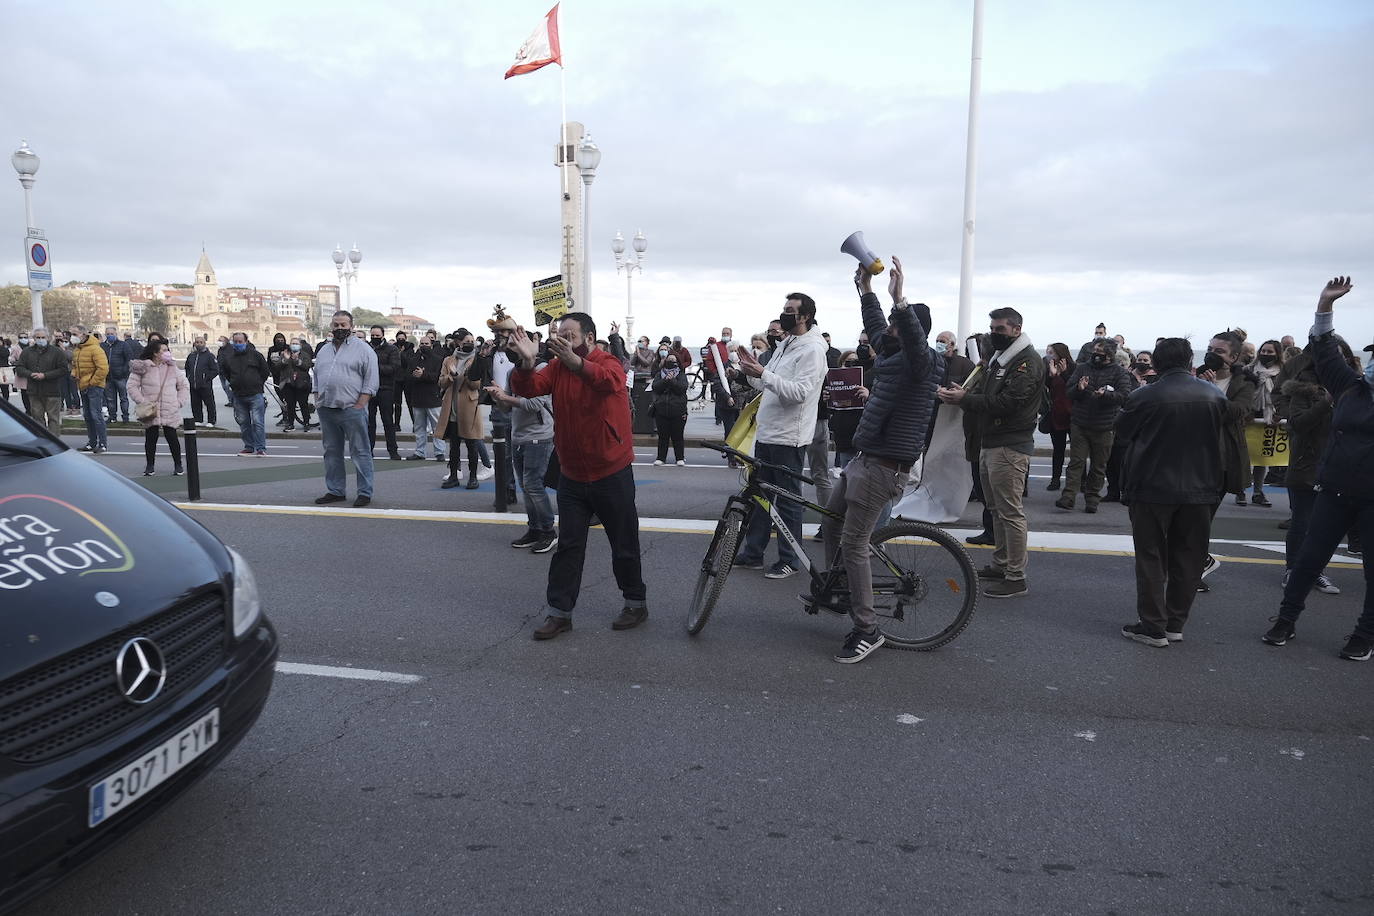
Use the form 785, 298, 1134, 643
0, 399, 278, 909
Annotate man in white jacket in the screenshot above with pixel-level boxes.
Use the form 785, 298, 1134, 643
733, 293, 829, 579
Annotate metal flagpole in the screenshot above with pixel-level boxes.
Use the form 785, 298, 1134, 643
560, 64, 570, 198
956, 0, 984, 342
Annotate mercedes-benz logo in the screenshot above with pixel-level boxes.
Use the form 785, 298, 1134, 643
115, 637, 167, 705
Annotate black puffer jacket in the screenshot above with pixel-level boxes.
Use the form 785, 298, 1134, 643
1310, 330, 1374, 498
1066, 360, 1136, 429
371, 340, 403, 388
1116, 368, 1227, 505
651, 371, 689, 419
405, 346, 445, 409
850, 293, 941, 464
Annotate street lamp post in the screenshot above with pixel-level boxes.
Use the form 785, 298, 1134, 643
11, 140, 43, 330
611, 229, 647, 339
332, 243, 362, 312
575, 133, 600, 313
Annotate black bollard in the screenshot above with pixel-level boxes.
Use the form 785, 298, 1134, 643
492, 433, 509, 513
182, 417, 201, 501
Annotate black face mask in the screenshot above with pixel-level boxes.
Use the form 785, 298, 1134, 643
778, 313, 798, 332
332, 327, 350, 341
460, 343, 475, 353
988, 331, 1015, 351
855, 344, 871, 361
1091, 354, 1109, 367
1258, 353, 1277, 366
370, 336, 382, 347
878, 335, 901, 358
767, 334, 781, 349
1202, 352, 1227, 372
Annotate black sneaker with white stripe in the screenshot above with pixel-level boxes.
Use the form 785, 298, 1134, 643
834, 628, 885, 664
1340, 633, 1372, 661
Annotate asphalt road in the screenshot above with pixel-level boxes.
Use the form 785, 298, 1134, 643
15, 434, 1374, 915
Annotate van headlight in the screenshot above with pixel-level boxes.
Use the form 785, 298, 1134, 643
228, 547, 262, 638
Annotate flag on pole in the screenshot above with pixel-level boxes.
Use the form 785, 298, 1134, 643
505, 4, 562, 79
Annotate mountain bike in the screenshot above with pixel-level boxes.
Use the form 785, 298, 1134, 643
686, 443, 977, 650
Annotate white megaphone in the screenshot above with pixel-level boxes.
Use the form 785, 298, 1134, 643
840, 231, 885, 275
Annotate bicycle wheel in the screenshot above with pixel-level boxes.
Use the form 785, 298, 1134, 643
866, 521, 977, 650
686, 507, 746, 635
686, 369, 707, 402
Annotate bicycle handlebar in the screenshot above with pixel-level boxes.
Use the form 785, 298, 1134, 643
702, 441, 816, 487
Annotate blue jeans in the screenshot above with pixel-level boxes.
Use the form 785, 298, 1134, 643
319, 406, 374, 499
105, 376, 130, 421
81, 387, 107, 448
514, 440, 555, 533
411, 407, 445, 458
1279, 488, 1374, 638
232, 393, 267, 452
736, 442, 806, 569
62, 374, 80, 409
220, 375, 233, 404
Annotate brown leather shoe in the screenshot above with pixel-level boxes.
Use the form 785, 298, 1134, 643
611, 606, 649, 631
532, 616, 572, 640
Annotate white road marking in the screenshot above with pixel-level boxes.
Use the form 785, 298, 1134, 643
98, 450, 322, 461
275, 661, 421, 683
1212, 538, 1361, 565
1279, 747, 1306, 760
1074, 731, 1098, 742
896, 714, 925, 725
175, 502, 1316, 562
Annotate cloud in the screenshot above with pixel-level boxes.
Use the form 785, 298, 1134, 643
0, 1, 1370, 350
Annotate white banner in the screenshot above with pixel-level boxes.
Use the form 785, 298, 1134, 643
892, 405, 971, 524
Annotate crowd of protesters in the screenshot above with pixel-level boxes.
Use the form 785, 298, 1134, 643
4, 272, 1370, 664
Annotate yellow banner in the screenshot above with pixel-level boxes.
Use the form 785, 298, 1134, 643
1245, 423, 1289, 467
726, 395, 761, 455
531, 274, 568, 327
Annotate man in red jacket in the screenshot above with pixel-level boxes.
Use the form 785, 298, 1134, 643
510, 313, 648, 640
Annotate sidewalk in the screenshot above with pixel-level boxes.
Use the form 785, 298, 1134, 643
16, 393, 1058, 454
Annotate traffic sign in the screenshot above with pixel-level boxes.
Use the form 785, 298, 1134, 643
26, 236, 52, 291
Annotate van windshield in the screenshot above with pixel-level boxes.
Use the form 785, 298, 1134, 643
0, 403, 59, 462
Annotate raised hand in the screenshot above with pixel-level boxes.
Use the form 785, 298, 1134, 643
853, 265, 872, 295
509, 327, 539, 364
888, 255, 905, 303
1317, 276, 1353, 312
735, 344, 764, 378
547, 334, 583, 372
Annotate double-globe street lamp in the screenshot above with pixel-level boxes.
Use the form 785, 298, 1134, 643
331, 243, 362, 311
575, 133, 600, 312
11, 140, 43, 330
611, 230, 647, 339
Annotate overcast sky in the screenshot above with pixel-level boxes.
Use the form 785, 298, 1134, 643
2, 0, 1371, 353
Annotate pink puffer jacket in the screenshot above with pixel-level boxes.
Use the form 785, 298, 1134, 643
129, 358, 189, 427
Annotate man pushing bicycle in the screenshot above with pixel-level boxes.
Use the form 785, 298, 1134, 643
822, 257, 943, 663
